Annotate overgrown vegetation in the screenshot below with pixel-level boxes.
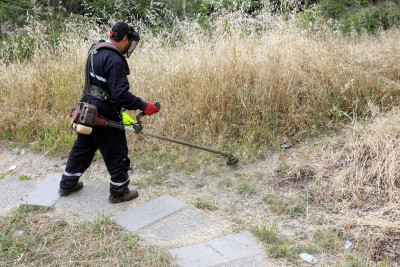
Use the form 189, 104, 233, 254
1, 9, 399, 165
275, 108, 400, 262
1, 0, 399, 40
1, 1, 400, 265
0, 207, 170, 265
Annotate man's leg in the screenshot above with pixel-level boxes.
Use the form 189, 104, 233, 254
60, 133, 97, 192
92, 126, 136, 200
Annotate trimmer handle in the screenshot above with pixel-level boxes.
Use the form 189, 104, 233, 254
154, 101, 161, 110
136, 101, 161, 125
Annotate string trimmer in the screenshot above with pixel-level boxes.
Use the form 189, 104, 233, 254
70, 101, 239, 166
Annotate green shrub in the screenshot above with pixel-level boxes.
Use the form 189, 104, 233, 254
319, 0, 400, 34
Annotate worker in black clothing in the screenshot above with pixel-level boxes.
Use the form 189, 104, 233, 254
59, 22, 159, 203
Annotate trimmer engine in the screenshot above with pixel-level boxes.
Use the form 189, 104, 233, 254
70, 102, 120, 135
71, 102, 98, 127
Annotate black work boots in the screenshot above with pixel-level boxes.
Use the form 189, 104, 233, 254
58, 181, 84, 196
58, 181, 138, 204
108, 189, 139, 203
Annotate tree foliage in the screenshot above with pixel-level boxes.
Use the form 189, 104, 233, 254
0, 0, 399, 37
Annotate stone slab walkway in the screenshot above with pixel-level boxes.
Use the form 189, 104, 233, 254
0, 179, 36, 215
137, 207, 225, 247
21, 174, 61, 208
169, 231, 265, 267
113, 194, 186, 232
55, 179, 137, 220
13, 174, 135, 220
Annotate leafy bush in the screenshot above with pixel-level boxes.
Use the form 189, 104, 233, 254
321, 0, 368, 18
318, 0, 400, 34
0, 0, 32, 27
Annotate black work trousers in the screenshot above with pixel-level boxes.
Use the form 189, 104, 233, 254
60, 125, 130, 197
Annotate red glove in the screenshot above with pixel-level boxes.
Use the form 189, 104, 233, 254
143, 102, 159, 116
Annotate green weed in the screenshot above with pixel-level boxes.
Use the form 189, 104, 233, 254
314, 227, 345, 252
53, 220, 68, 229
291, 244, 319, 256
285, 198, 306, 217
264, 193, 288, 214
264, 191, 315, 217
253, 220, 302, 260
253, 220, 281, 244
344, 249, 375, 266
268, 243, 291, 258
277, 165, 287, 172
130, 177, 148, 188
237, 181, 256, 195
262, 193, 278, 204
195, 180, 206, 189
18, 175, 31, 180
124, 233, 140, 249
218, 177, 233, 187
195, 198, 218, 211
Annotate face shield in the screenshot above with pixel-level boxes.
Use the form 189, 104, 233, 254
125, 31, 140, 58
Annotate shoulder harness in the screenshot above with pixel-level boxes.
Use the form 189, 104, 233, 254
84, 42, 125, 103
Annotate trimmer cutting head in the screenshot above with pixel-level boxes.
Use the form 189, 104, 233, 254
226, 156, 239, 166
123, 101, 240, 166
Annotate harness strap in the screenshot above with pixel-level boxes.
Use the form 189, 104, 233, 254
83, 44, 95, 95
84, 42, 124, 103
86, 85, 110, 101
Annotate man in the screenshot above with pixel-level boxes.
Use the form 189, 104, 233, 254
59, 22, 159, 203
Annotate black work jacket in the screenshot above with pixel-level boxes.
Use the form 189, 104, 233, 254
81, 40, 146, 122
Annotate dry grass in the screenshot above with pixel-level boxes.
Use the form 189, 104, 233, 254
287, 108, 400, 204
0, 207, 170, 266
278, 108, 400, 262
0, 14, 399, 160
333, 112, 400, 203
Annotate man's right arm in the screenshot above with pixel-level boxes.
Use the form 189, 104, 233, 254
107, 60, 147, 111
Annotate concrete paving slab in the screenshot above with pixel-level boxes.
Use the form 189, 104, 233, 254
169, 231, 264, 267
217, 255, 266, 267
208, 231, 261, 261
169, 243, 227, 267
0, 179, 37, 214
113, 194, 186, 232
138, 207, 224, 246
20, 174, 61, 208
55, 179, 139, 220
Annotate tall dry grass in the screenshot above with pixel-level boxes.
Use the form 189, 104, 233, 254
0, 13, 399, 158
327, 108, 400, 203
282, 106, 400, 261
286, 107, 400, 204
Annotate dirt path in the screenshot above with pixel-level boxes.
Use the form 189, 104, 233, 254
0, 143, 112, 182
